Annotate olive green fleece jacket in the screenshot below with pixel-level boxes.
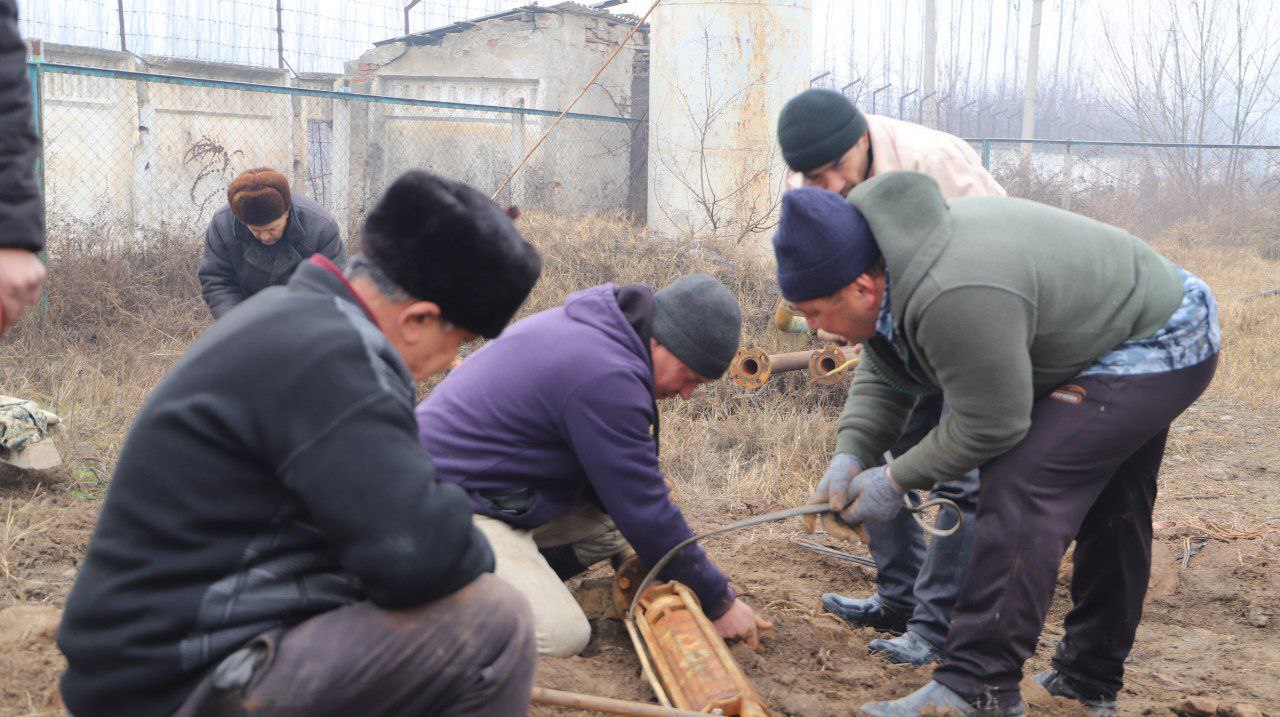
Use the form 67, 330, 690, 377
836, 171, 1184, 489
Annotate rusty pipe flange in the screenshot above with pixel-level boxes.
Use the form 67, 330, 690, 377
809, 344, 860, 385
729, 347, 770, 388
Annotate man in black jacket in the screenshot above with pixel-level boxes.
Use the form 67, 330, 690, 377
0, 0, 45, 336
57, 171, 543, 717
199, 167, 346, 319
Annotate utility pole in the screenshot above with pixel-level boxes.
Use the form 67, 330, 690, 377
276, 0, 285, 70
922, 0, 937, 126
116, 0, 127, 53
1019, 0, 1043, 168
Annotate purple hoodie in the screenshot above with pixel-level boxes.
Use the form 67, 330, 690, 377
417, 284, 734, 618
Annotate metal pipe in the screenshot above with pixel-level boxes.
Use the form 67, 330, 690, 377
956, 137, 1280, 150
870, 83, 891, 114
28, 62, 644, 125
899, 88, 918, 119
777, 316, 810, 334
918, 91, 935, 123
116, 0, 128, 53
404, 0, 423, 35
275, 0, 284, 70
808, 345, 860, 385
531, 687, 707, 716
729, 348, 812, 388
773, 303, 810, 334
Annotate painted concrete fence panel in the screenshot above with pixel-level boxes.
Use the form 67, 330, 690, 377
33, 60, 647, 252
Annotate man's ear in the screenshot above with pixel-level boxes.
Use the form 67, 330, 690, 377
854, 272, 882, 297
397, 300, 444, 343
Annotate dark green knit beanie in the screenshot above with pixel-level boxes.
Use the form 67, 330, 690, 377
652, 274, 742, 379
777, 89, 869, 172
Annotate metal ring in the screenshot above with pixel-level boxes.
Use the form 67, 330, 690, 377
901, 492, 962, 537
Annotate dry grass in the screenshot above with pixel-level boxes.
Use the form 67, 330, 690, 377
1, 205, 1276, 512
1154, 240, 1280, 408
0, 229, 206, 497
0, 488, 54, 603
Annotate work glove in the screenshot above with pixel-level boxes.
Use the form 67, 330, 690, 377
804, 454, 867, 541
835, 465, 906, 529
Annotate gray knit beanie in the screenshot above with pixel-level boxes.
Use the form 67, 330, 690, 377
652, 274, 742, 379
777, 89, 869, 172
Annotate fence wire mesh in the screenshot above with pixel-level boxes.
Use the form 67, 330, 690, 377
31, 61, 1280, 260
970, 139, 1280, 218
33, 62, 647, 253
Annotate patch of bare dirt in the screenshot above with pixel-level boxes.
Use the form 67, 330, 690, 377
533, 511, 1280, 716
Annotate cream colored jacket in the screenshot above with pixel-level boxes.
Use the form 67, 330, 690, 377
864, 114, 1006, 198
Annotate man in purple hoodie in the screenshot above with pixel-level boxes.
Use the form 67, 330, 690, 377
417, 274, 771, 656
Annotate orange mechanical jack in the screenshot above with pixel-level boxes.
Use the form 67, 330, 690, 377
625, 582, 770, 716
620, 501, 962, 714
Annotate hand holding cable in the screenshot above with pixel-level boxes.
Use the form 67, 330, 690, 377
803, 454, 868, 541
627, 489, 963, 622
807, 455, 962, 542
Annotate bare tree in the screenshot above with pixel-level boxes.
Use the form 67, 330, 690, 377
981, 0, 995, 106
1221, 0, 1280, 185
652, 22, 784, 242
1096, 0, 1280, 203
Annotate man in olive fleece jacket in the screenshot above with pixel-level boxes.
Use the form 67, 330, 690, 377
778, 84, 1000, 667
775, 173, 1219, 716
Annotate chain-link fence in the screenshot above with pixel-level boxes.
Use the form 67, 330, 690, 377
30, 61, 648, 251
968, 138, 1280, 214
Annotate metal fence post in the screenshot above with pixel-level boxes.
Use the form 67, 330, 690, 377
981, 138, 990, 169
1061, 141, 1073, 210
28, 58, 47, 322
509, 98, 526, 207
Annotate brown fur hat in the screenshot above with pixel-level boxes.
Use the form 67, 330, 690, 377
227, 168, 292, 226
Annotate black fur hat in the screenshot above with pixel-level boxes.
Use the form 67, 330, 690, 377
361, 171, 542, 339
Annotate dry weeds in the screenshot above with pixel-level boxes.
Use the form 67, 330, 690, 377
0, 489, 54, 603
0, 200, 1277, 717
1, 206, 1277, 509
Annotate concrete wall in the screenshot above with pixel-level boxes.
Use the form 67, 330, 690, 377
34, 44, 135, 238
332, 8, 648, 232
34, 43, 339, 245
34, 11, 647, 248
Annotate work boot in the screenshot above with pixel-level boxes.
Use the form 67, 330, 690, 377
868, 630, 941, 665
861, 681, 1024, 717
1032, 669, 1118, 717
821, 593, 910, 634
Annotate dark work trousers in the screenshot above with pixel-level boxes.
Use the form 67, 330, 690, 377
932, 355, 1218, 707
174, 574, 538, 717
867, 394, 980, 648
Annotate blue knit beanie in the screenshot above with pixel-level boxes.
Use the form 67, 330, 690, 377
772, 187, 880, 302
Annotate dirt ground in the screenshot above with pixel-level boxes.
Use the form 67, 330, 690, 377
0, 217, 1276, 715
2, 394, 1275, 716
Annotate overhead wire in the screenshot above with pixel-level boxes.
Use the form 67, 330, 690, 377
491, 0, 662, 201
